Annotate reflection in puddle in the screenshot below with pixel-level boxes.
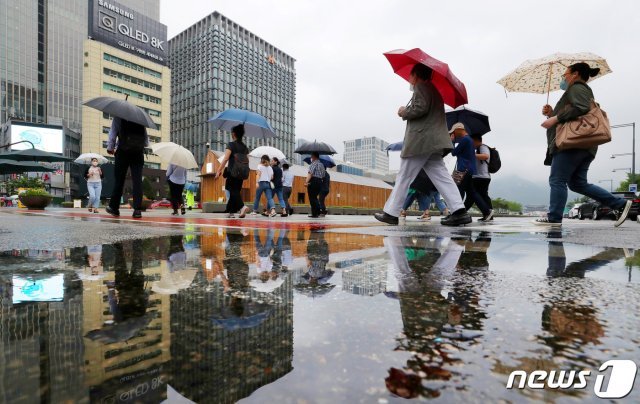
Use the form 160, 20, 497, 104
0, 229, 639, 402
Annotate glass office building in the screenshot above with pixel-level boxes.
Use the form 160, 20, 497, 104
343, 136, 390, 173
169, 11, 296, 165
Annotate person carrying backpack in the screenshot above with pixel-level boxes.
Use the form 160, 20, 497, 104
216, 124, 250, 218
467, 134, 494, 221
106, 117, 148, 219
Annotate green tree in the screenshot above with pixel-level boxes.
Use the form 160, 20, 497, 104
6, 177, 45, 194
615, 173, 639, 192
492, 198, 522, 213
142, 177, 155, 200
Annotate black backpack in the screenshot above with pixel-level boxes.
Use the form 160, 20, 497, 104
229, 143, 250, 180
117, 120, 147, 152
484, 145, 501, 174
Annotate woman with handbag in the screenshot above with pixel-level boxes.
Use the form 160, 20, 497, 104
216, 124, 249, 218
538, 62, 631, 227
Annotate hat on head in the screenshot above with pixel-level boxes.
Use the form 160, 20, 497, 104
448, 122, 466, 134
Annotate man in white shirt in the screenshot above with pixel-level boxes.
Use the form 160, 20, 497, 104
282, 163, 295, 215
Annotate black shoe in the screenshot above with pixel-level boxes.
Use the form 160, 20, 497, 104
181, 208, 186, 215
132, 210, 142, 219
441, 209, 472, 226
374, 212, 399, 225
308, 215, 319, 218
172, 210, 179, 215
105, 206, 120, 217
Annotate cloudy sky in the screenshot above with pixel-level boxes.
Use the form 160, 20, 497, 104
160, 0, 640, 187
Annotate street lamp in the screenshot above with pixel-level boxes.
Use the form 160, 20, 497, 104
611, 122, 635, 178
598, 179, 613, 191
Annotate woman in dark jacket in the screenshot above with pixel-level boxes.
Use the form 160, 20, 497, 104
216, 124, 249, 218
537, 62, 631, 227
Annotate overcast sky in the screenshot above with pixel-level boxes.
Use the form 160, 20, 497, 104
160, 0, 640, 187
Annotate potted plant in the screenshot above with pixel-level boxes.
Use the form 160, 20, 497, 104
127, 197, 153, 211
19, 188, 53, 210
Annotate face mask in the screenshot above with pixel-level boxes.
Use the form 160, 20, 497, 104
92, 162, 98, 167
559, 77, 569, 91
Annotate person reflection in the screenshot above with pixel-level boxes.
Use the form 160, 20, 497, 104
167, 235, 187, 272
383, 236, 464, 399
85, 240, 150, 344
224, 229, 250, 292
540, 234, 623, 348
254, 229, 277, 283
294, 232, 333, 298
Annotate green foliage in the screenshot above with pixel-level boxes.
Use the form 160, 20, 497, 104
626, 250, 640, 268
567, 195, 590, 208
61, 201, 75, 208
19, 188, 51, 197
616, 173, 639, 192
6, 177, 45, 194
492, 197, 522, 213
142, 177, 155, 200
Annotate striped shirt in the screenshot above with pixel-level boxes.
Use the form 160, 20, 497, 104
308, 160, 326, 179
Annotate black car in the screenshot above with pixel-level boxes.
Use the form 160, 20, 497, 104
578, 192, 640, 220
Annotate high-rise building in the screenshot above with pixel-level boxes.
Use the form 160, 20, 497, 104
343, 136, 390, 172
294, 137, 308, 165
0, 0, 162, 195
169, 11, 296, 165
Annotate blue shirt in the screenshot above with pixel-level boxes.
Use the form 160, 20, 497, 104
451, 135, 477, 175
107, 117, 149, 151
167, 163, 187, 185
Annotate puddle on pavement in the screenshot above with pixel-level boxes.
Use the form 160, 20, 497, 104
1, 228, 639, 403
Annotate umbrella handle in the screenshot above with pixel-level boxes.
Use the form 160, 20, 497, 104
546, 64, 553, 105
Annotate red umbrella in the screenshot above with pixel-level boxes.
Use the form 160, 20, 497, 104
384, 48, 468, 108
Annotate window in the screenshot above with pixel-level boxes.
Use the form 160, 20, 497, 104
297, 192, 306, 204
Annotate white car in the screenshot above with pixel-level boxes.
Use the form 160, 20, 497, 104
567, 203, 583, 219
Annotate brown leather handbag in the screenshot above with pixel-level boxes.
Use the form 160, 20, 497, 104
555, 101, 611, 150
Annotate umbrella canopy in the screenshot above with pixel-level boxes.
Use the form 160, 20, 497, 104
151, 269, 197, 295
302, 154, 336, 168
83, 96, 158, 129
386, 142, 403, 152
150, 142, 198, 169
0, 159, 57, 174
74, 153, 109, 165
250, 146, 286, 160
84, 314, 152, 344
497, 52, 611, 95
184, 182, 199, 192
294, 140, 337, 155
0, 148, 72, 163
208, 108, 276, 139
445, 106, 490, 136
384, 48, 468, 108
211, 300, 274, 330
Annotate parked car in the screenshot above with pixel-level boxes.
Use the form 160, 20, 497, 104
567, 203, 583, 219
578, 192, 640, 221
577, 200, 612, 220
150, 199, 172, 209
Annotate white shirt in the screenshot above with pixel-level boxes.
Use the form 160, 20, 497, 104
257, 164, 273, 182
87, 166, 102, 183
282, 170, 294, 187
473, 144, 491, 179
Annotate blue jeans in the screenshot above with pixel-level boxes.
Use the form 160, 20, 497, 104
425, 191, 447, 213
254, 181, 275, 211
272, 187, 286, 210
548, 149, 626, 222
402, 192, 430, 211
87, 181, 102, 208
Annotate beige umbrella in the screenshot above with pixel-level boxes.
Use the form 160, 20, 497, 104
150, 142, 198, 169
497, 52, 611, 102
151, 268, 198, 295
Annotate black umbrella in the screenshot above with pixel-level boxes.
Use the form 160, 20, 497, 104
84, 96, 158, 130
294, 140, 337, 155
0, 148, 72, 163
0, 159, 57, 174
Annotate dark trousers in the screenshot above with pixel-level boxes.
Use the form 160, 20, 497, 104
307, 177, 323, 217
458, 174, 490, 216
109, 149, 144, 211
225, 177, 244, 213
464, 178, 492, 211
283, 186, 292, 211
319, 190, 329, 213
168, 179, 185, 211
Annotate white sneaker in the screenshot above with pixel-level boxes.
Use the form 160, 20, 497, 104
614, 200, 633, 227
226, 213, 235, 218
239, 206, 249, 218
532, 218, 562, 227
249, 211, 258, 216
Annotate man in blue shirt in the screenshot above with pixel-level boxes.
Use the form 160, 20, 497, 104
451, 123, 493, 221
106, 117, 149, 219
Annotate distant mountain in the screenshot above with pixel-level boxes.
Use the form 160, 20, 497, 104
489, 175, 580, 206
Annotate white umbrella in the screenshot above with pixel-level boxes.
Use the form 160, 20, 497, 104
74, 153, 109, 164
150, 142, 198, 169
249, 146, 286, 161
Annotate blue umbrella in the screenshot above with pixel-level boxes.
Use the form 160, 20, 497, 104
208, 108, 276, 139
184, 182, 199, 192
445, 106, 490, 136
386, 142, 403, 152
302, 154, 336, 168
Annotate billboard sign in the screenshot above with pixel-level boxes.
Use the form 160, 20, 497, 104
10, 122, 64, 154
89, 0, 168, 65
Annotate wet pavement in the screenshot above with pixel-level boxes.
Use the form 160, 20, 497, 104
1, 210, 639, 403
